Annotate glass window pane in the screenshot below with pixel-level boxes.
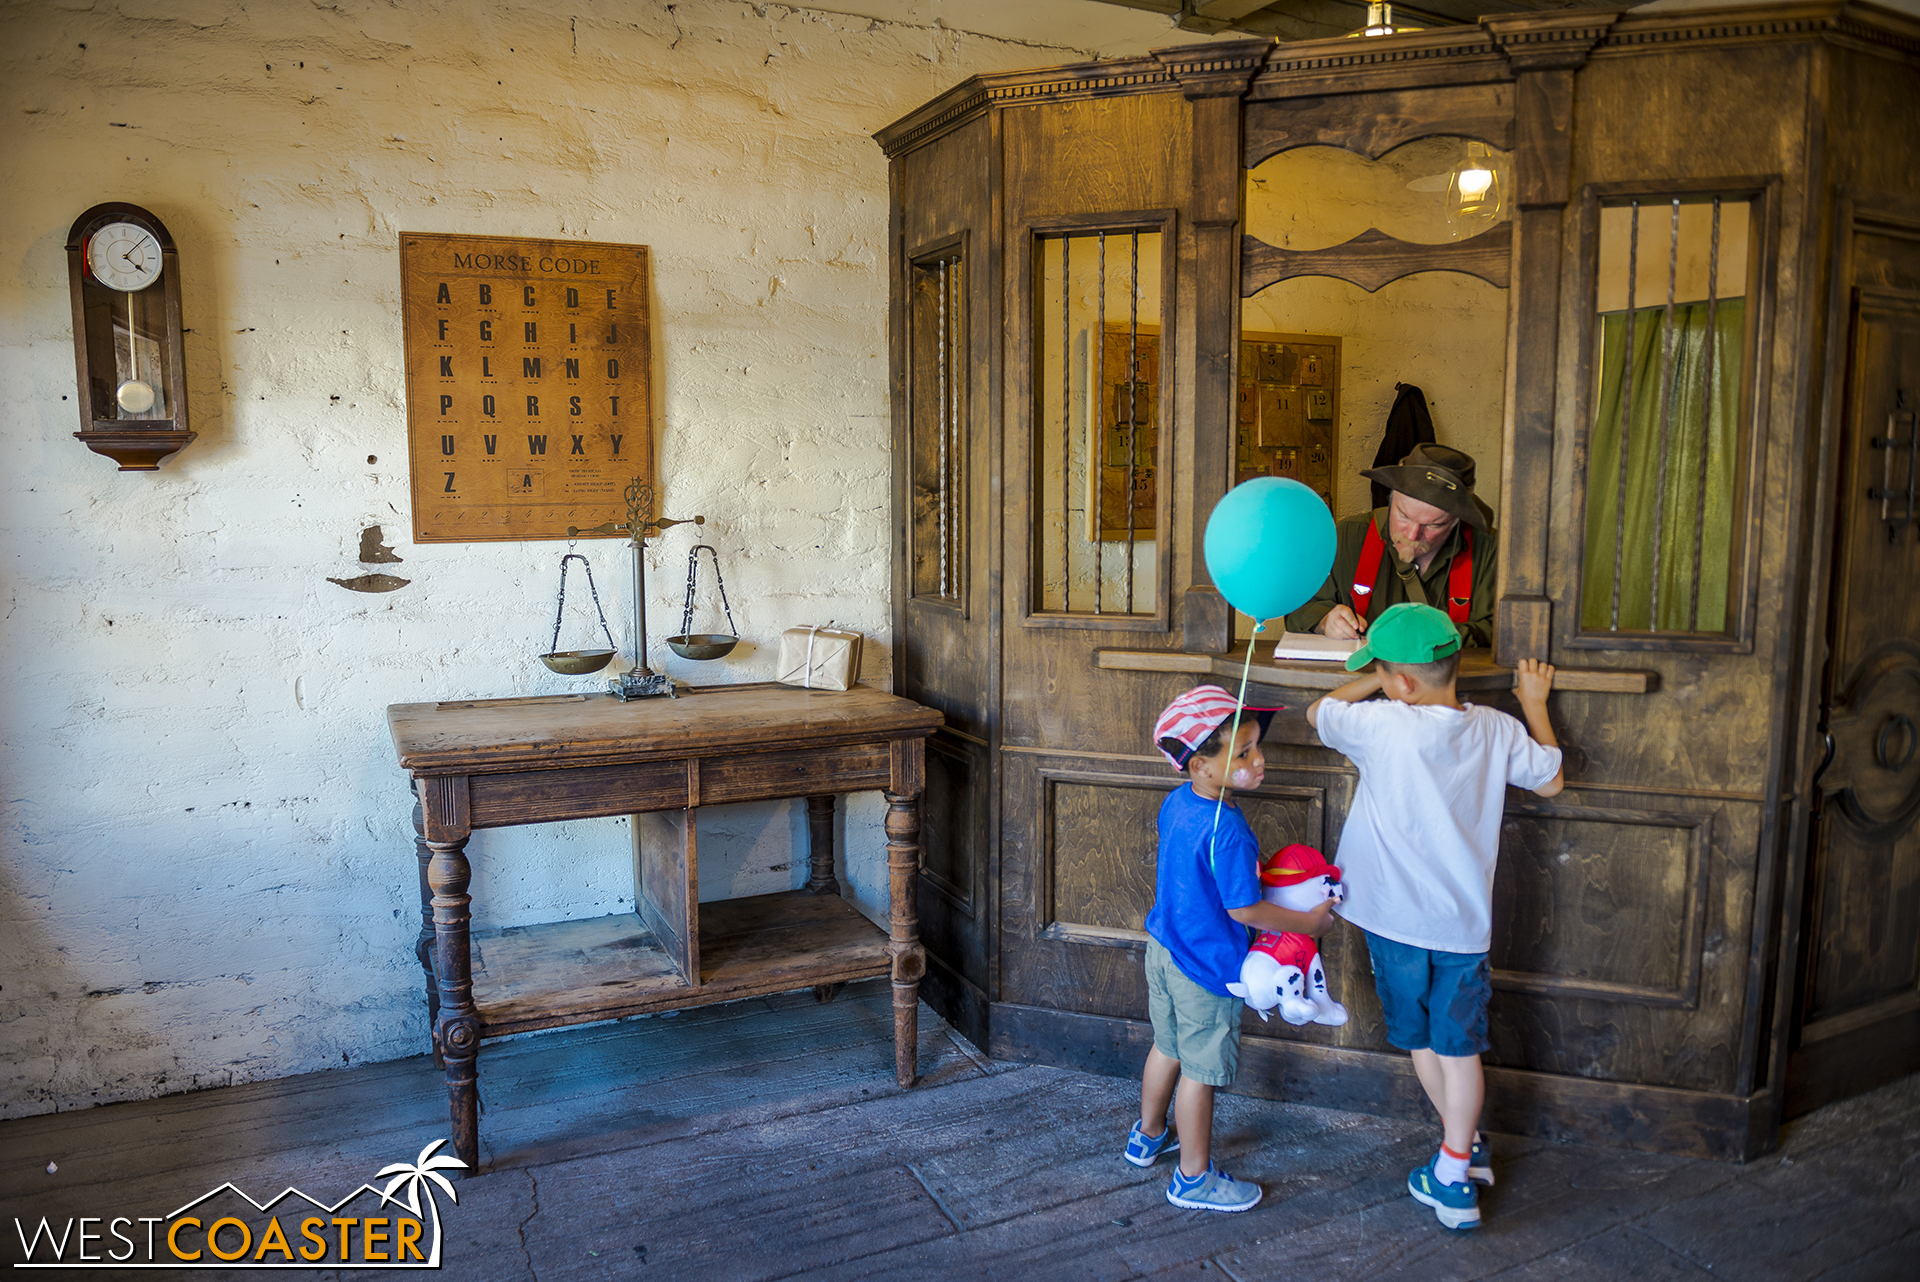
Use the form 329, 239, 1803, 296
1581, 197, 1750, 635
1033, 230, 1163, 616
909, 252, 965, 603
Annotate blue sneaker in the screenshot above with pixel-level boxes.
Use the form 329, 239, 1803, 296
1468, 1136, 1494, 1186
1166, 1163, 1262, 1212
1124, 1120, 1179, 1167
1408, 1156, 1480, 1230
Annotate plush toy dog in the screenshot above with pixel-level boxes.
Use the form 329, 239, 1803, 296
1227, 843, 1349, 1026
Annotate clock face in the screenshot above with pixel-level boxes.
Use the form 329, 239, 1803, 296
86, 221, 164, 292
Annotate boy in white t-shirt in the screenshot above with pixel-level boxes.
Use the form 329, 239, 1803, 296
1305, 603, 1563, 1232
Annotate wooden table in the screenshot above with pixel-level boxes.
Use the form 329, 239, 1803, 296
387, 682, 943, 1170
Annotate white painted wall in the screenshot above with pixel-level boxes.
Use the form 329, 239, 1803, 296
0, 0, 1228, 1117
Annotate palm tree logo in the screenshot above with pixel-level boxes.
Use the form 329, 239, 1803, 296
376, 1138, 467, 1267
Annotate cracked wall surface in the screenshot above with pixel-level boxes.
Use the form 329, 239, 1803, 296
0, 0, 1228, 1117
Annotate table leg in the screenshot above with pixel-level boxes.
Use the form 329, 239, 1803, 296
427, 836, 481, 1171
410, 790, 442, 1070
883, 790, 926, 1088
805, 794, 840, 895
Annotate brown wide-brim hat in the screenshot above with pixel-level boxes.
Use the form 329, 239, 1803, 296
1361, 442, 1488, 532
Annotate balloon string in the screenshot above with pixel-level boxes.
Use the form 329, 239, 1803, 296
1208, 619, 1266, 874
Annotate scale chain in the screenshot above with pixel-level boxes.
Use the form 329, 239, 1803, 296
550, 553, 619, 655
680, 545, 738, 638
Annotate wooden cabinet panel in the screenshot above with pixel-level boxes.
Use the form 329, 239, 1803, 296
1486, 793, 1757, 1094
1493, 802, 1714, 1008
920, 734, 985, 919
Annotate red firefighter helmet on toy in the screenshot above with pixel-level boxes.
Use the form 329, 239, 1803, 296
1259, 843, 1342, 889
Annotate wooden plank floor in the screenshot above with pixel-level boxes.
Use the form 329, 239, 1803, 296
3, 980, 1915, 1280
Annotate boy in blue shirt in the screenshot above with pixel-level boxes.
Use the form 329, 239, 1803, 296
1307, 603, 1563, 1231
1129, 685, 1335, 1212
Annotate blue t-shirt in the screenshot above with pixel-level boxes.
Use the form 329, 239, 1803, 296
1143, 783, 1262, 996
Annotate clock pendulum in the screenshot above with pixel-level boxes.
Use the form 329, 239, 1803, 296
116, 288, 156, 415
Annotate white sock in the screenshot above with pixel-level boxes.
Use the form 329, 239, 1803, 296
1435, 1144, 1470, 1186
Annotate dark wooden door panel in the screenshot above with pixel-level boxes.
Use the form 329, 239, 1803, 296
893, 115, 997, 1047
1791, 257, 1920, 1114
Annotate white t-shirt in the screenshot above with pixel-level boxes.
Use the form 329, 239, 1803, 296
1317, 698, 1562, 954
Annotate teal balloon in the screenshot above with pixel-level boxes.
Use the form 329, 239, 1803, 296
1203, 477, 1337, 622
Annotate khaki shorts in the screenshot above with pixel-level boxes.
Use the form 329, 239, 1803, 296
1145, 938, 1242, 1087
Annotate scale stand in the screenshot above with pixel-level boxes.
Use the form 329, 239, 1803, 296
568, 477, 704, 700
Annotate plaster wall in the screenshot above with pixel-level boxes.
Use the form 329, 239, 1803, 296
0, 0, 1224, 1117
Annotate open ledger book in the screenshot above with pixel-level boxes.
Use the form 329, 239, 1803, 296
1266, 630, 1362, 663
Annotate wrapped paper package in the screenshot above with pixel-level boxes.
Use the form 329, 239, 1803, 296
776, 625, 864, 692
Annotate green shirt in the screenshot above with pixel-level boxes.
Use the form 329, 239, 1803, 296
1285, 507, 1499, 647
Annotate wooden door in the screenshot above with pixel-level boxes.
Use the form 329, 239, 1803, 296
1788, 247, 1920, 1114
890, 117, 997, 1051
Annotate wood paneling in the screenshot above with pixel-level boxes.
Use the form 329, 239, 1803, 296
989, 1001, 1768, 1160
1044, 774, 1164, 936
634, 807, 697, 987
1790, 241, 1920, 1113
1242, 224, 1513, 296
882, 5, 1920, 1157
920, 734, 984, 916
1244, 83, 1516, 167
1096, 643, 1658, 693
1493, 802, 1713, 1008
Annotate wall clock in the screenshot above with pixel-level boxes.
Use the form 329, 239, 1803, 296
65, 202, 194, 470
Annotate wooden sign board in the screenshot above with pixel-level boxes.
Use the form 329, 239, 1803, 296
399, 232, 655, 543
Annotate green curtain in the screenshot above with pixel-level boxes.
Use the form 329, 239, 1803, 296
1581, 299, 1745, 633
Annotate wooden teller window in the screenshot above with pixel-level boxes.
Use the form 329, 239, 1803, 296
1025, 213, 1176, 629
908, 238, 967, 609
1569, 181, 1776, 651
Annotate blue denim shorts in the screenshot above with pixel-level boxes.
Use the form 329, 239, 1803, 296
1363, 930, 1491, 1057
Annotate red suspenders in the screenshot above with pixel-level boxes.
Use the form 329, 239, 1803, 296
1350, 519, 1474, 626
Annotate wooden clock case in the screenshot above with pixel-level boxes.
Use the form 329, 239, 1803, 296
66, 201, 195, 471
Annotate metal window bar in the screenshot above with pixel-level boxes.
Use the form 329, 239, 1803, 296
1094, 234, 1106, 616
937, 258, 949, 599
1609, 200, 1640, 632
1689, 198, 1722, 630
1062, 235, 1072, 610
913, 252, 964, 603
952, 261, 967, 602
1648, 198, 1682, 628
1127, 231, 1140, 616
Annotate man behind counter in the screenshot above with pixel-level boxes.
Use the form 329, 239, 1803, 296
1286, 444, 1497, 648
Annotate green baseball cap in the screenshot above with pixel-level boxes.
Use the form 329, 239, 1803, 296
1345, 602, 1463, 670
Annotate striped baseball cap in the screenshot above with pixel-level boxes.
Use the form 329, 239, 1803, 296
1152, 684, 1283, 769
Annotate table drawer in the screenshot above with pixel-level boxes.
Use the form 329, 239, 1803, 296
698, 743, 893, 805
468, 758, 691, 827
